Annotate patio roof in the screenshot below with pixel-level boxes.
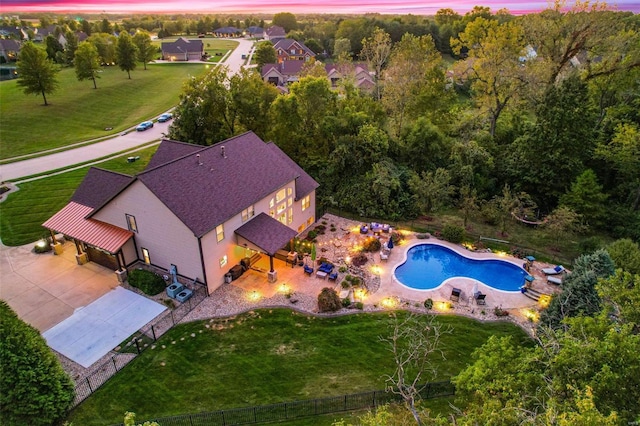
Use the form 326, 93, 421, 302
42, 202, 133, 254
234, 213, 297, 257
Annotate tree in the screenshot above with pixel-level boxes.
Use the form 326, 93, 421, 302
606, 238, 640, 275
16, 41, 60, 106
333, 38, 352, 58
491, 184, 535, 236
133, 31, 156, 70
272, 12, 297, 33
44, 34, 63, 61
408, 168, 453, 216
63, 30, 78, 65
459, 185, 479, 228
451, 18, 526, 137
254, 41, 276, 69
380, 313, 451, 425
360, 27, 391, 100
0, 301, 74, 425
543, 206, 580, 249
559, 169, 608, 228
124, 411, 160, 426
74, 41, 101, 89
116, 31, 138, 79
87, 32, 117, 65
229, 68, 279, 139
597, 270, 640, 328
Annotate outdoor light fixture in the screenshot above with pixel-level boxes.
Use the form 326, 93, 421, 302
380, 297, 398, 309
354, 288, 367, 301
436, 301, 450, 311
247, 290, 262, 302
371, 265, 382, 275
522, 308, 539, 322
37, 240, 47, 248
278, 283, 289, 294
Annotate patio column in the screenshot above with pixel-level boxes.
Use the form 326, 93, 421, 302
269, 255, 274, 273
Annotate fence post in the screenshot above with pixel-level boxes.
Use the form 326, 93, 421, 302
189, 414, 194, 426
134, 338, 141, 354
171, 310, 175, 325
222, 411, 226, 426
254, 406, 257, 423
373, 390, 376, 408
112, 357, 118, 372
151, 325, 157, 341
344, 394, 347, 411
86, 377, 93, 393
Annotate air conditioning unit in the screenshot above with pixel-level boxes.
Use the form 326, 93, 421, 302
166, 283, 184, 299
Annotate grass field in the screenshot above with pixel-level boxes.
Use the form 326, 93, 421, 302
0, 146, 157, 246
0, 62, 208, 160
67, 309, 531, 425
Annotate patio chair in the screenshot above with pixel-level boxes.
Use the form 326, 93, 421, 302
303, 265, 314, 276
380, 250, 389, 261
360, 224, 369, 234
547, 276, 563, 285
542, 265, 565, 275
328, 272, 338, 281
474, 292, 486, 305
450, 287, 461, 302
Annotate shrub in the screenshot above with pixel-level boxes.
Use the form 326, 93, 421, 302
307, 230, 318, 240
354, 302, 364, 310
509, 246, 527, 259
344, 274, 362, 287
362, 237, 381, 252
341, 280, 351, 289
424, 298, 433, 309
128, 269, 166, 295
390, 231, 404, 245
0, 301, 75, 425
351, 252, 368, 267
494, 306, 510, 317
579, 236, 603, 254
338, 266, 348, 273
341, 298, 351, 307
317, 287, 341, 312
442, 224, 464, 244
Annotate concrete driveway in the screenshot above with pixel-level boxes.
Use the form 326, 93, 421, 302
0, 240, 118, 332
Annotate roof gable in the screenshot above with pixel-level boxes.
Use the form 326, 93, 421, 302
145, 139, 205, 170
71, 167, 134, 209
136, 132, 313, 237
161, 37, 203, 54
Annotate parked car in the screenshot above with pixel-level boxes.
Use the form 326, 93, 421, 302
158, 113, 173, 123
136, 121, 154, 131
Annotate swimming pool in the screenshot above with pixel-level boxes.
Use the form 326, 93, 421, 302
394, 244, 528, 292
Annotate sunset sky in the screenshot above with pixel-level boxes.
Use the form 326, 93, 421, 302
1, 0, 639, 15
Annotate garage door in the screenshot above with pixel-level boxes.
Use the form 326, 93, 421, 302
86, 246, 117, 270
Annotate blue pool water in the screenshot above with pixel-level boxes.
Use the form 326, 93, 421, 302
394, 244, 528, 292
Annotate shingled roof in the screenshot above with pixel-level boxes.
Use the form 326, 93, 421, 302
145, 139, 205, 171
235, 213, 297, 256
161, 37, 203, 55
133, 132, 318, 238
71, 168, 134, 209
273, 39, 315, 58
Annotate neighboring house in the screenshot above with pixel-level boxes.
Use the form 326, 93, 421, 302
264, 25, 286, 42
0, 39, 20, 62
161, 37, 204, 61
33, 24, 57, 43
57, 31, 88, 48
213, 26, 241, 37
245, 26, 264, 39
0, 26, 23, 40
43, 132, 319, 296
273, 39, 315, 63
261, 61, 374, 92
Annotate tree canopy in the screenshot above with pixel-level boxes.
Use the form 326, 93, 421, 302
16, 41, 60, 106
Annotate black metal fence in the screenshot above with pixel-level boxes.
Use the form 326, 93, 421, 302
72, 285, 208, 407
112, 381, 455, 426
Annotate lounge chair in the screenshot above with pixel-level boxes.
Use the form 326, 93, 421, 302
474, 292, 486, 305
542, 265, 565, 275
303, 265, 314, 276
450, 287, 461, 302
547, 276, 563, 285
328, 272, 338, 281
380, 250, 389, 261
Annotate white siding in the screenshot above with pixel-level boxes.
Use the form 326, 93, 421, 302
93, 181, 204, 281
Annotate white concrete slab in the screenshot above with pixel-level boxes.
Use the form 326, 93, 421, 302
43, 287, 166, 368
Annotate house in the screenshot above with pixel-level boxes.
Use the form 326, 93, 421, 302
261, 61, 374, 92
213, 26, 241, 37
161, 37, 204, 61
33, 24, 57, 43
273, 39, 315, 63
43, 132, 319, 295
245, 26, 264, 39
265, 25, 286, 42
0, 39, 20, 62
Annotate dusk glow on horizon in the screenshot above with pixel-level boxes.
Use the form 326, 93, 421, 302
1, 0, 639, 15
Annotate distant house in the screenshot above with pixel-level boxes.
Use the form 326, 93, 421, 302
213, 27, 241, 37
0, 39, 20, 62
273, 39, 315, 63
245, 26, 264, 39
33, 24, 57, 43
43, 132, 319, 296
57, 31, 89, 48
261, 61, 374, 92
265, 25, 286, 42
161, 37, 204, 61
0, 26, 23, 40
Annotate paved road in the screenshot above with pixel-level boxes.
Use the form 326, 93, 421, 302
0, 38, 255, 183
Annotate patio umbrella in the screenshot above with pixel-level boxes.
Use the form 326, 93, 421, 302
387, 237, 394, 250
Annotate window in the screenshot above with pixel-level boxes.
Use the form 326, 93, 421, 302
269, 209, 275, 218
276, 188, 286, 203
142, 248, 150, 264
307, 216, 314, 226
290, 49, 295, 54
302, 195, 310, 211
242, 205, 254, 222
287, 187, 293, 196
298, 223, 305, 233
269, 198, 275, 208
277, 202, 286, 215
288, 197, 292, 207
278, 213, 287, 225
216, 224, 224, 242
126, 214, 138, 233
288, 208, 293, 224
219, 255, 228, 268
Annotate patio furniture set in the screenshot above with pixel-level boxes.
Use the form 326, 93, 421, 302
304, 262, 338, 281
360, 222, 392, 235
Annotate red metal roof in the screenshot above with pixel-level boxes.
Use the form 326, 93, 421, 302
43, 202, 133, 254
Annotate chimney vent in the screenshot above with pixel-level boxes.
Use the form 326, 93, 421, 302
221, 146, 227, 158
196, 153, 202, 166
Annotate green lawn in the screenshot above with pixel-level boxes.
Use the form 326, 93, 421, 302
67, 309, 532, 425
0, 63, 208, 160
0, 146, 157, 246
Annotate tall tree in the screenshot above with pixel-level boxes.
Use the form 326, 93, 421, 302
360, 27, 392, 101
116, 31, 138, 79
408, 168, 454, 216
0, 301, 75, 425
74, 41, 101, 89
63, 30, 78, 65
132, 31, 155, 70
272, 12, 297, 33
451, 18, 526, 137
44, 34, 63, 61
229, 68, 279, 139
254, 41, 276, 69
87, 32, 117, 65
333, 38, 352, 58
16, 41, 60, 106
559, 169, 608, 228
